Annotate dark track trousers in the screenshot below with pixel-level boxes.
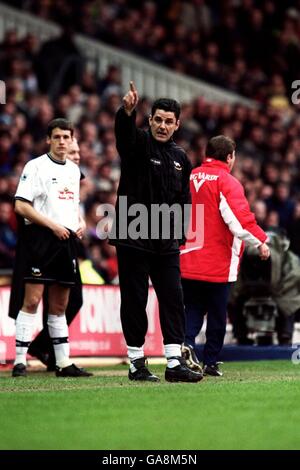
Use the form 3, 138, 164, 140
116, 246, 185, 347
182, 279, 231, 366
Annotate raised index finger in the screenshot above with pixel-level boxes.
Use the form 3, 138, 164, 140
130, 81, 137, 93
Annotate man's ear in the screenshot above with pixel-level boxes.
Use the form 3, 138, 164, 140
226, 153, 232, 163
46, 136, 51, 145
148, 115, 152, 126
175, 119, 180, 130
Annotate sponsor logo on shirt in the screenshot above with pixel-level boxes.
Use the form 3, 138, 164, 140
190, 173, 219, 192
174, 161, 182, 171
31, 267, 42, 277
150, 158, 161, 166
58, 187, 74, 200
190, 172, 219, 181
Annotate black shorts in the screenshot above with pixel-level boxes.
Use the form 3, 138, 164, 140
22, 225, 77, 286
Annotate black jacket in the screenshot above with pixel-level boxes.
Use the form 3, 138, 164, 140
110, 107, 192, 254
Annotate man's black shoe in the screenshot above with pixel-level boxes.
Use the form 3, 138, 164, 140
181, 343, 203, 373
46, 351, 56, 372
55, 363, 93, 377
28, 345, 56, 371
28, 345, 50, 368
203, 362, 223, 377
46, 361, 56, 372
165, 357, 203, 383
12, 363, 27, 377
128, 357, 159, 382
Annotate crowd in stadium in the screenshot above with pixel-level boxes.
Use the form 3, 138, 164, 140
1, 0, 300, 284
8, 0, 300, 102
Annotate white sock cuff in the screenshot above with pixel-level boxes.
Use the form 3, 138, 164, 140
17, 310, 37, 324
164, 344, 181, 359
47, 314, 67, 328
127, 346, 144, 362
47, 314, 68, 340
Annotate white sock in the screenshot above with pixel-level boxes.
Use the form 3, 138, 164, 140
48, 314, 72, 369
165, 344, 181, 368
14, 310, 37, 366
127, 345, 144, 373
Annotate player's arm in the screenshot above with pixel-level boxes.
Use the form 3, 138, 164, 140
219, 176, 270, 259
15, 199, 70, 240
115, 81, 145, 157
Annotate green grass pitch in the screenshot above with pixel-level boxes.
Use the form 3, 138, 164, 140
1, 360, 299, 450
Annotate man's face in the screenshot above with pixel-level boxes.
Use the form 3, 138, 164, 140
47, 127, 72, 159
149, 109, 179, 142
67, 140, 80, 165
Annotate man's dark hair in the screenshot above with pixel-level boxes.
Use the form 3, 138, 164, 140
47, 118, 74, 137
206, 135, 236, 161
151, 98, 181, 121
0, 129, 12, 139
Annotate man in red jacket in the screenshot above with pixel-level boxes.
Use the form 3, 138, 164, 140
180, 135, 270, 376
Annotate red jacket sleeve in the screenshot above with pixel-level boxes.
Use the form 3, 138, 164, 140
219, 173, 267, 246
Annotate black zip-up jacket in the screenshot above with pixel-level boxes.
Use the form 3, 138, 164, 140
110, 106, 192, 254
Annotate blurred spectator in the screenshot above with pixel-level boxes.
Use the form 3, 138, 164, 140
287, 199, 300, 257
97, 65, 122, 100
265, 182, 295, 230
35, 25, 84, 97
0, 130, 14, 174
252, 200, 268, 230
265, 210, 280, 229
0, 199, 17, 268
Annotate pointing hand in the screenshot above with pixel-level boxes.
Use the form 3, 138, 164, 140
123, 81, 139, 116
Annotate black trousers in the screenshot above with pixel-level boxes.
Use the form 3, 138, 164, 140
116, 246, 185, 347
182, 279, 231, 366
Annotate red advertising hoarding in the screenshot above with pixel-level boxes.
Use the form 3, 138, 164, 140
0, 285, 164, 362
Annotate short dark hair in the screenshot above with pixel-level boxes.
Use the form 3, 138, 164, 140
206, 135, 236, 162
47, 118, 74, 138
0, 129, 11, 139
151, 98, 181, 121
